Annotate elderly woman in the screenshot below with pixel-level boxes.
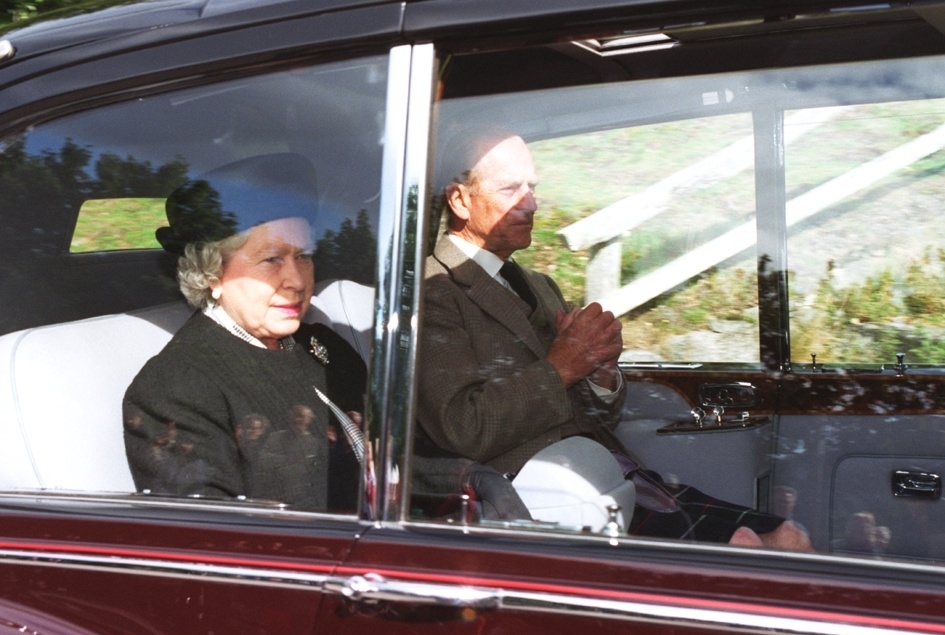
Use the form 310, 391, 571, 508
123, 153, 366, 512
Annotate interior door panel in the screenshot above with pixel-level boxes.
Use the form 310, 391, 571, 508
617, 378, 776, 510
772, 414, 945, 556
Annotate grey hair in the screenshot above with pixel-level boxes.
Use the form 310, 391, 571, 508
176, 232, 250, 309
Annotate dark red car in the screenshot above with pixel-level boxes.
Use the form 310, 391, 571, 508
3, 0, 945, 632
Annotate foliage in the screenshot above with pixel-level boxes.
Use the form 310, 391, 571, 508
1, 0, 113, 27
314, 209, 376, 286
1, 136, 376, 284
790, 249, 945, 364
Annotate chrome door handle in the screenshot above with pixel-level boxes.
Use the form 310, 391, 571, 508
892, 470, 942, 500
324, 573, 501, 609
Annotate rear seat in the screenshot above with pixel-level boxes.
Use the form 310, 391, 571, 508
0, 279, 374, 493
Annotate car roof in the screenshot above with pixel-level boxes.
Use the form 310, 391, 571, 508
0, 0, 398, 63
6, 0, 936, 61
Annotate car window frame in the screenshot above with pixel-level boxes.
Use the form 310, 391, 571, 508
0, 30, 408, 527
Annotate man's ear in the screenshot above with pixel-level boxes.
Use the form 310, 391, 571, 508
445, 182, 471, 222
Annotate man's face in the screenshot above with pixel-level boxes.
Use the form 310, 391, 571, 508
451, 135, 538, 260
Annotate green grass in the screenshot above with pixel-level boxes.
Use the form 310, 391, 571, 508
71, 198, 165, 252
522, 99, 945, 363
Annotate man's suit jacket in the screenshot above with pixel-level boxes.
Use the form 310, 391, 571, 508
415, 235, 626, 476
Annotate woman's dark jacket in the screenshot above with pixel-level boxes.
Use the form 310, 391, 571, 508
123, 312, 366, 512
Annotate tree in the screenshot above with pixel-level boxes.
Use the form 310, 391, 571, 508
314, 209, 376, 285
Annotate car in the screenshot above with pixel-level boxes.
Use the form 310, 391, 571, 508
3, 0, 945, 632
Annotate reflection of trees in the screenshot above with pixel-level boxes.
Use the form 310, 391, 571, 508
96, 151, 189, 197
315, 209, 376, 285
0, 138, 189, 255
156, 179, 236, 254
0, 138, 190, 333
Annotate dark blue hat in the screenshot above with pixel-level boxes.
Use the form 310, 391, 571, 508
157, 153, 318, 255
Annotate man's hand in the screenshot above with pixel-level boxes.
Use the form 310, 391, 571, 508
546, 302, 623, 388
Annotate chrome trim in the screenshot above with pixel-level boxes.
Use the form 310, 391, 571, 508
496, 588, 931, 635
0, 545, 935, 635
325, 573, 501, 609
0, 490, 355, 520
0, 547, 330, 591
370, 43, 436, 522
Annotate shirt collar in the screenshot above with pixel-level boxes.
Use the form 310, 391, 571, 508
447, 233, 507, 279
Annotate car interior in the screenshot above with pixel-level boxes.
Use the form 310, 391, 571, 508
3, 4, 945, 563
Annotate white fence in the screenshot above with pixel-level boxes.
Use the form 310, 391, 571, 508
557, 107, 945, 316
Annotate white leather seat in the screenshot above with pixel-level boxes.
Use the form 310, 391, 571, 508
0, 279, 375, 493
307, 279, 375, 365
0, 302, 191, 492
513, 436, 636, 532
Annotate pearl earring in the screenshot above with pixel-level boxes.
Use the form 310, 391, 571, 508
211, 287, 222, 300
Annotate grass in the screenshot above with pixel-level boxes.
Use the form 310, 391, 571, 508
71, 198, 165, 252
520, 99, 945, 364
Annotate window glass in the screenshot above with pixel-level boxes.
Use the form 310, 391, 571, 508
0, 55, 387, 510
526, 113, 758, 364
416, 38, 945, 566
787, 99, 945, 366
0, 56, 386, 333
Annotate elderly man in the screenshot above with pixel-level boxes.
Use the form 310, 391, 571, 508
417, 133, 625, 477
416, 132, 812, 550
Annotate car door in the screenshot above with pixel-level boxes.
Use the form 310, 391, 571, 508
318, 2, 945, 633
0, 3, 400, 632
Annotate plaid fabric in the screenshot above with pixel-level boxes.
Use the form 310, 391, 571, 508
627, 469, 785, 542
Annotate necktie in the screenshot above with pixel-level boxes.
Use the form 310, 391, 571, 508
500, 260, 537, 311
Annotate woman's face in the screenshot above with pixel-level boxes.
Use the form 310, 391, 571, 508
211, 217, 315, 349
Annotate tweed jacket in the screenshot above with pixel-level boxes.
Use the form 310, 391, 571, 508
415, 235, 626, 476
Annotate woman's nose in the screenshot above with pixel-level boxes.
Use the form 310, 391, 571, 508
282, 258, 308, 289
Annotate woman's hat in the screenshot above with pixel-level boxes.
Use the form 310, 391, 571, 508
156, 153, 318, 254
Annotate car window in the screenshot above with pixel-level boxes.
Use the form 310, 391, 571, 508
0, 54, 386, 510
71, 198, 165, 252
412, 31, 945, 566
786, 99, 945, 367
529, 112, 759, 365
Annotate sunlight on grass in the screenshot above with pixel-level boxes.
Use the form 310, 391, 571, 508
519, 100, 945, 363
71, 198, 165, 252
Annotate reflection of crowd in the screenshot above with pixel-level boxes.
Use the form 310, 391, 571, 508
772, 485, 894, 556
842, 511, 892, 555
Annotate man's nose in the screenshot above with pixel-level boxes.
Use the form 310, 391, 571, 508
517, 185, 537, 211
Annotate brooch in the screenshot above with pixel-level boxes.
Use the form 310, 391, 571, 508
309, 336, 330, 365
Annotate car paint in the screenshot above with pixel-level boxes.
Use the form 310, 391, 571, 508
3, 1, 945, 633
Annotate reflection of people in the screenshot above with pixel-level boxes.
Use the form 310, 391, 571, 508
874, 525, 892, 554
417, 133, 811, 549
841, 511, 892, 555
772, 486, 798, 518
123, 153, 366, 512
772, 485, 808, 534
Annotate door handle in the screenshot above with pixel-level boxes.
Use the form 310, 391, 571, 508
892, 470, 942, 500
324, 573, 501, 609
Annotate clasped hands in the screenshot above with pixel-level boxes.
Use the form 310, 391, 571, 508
546, 302, 623, 390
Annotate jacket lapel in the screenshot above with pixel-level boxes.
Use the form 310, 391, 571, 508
432, 238, 546, 357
